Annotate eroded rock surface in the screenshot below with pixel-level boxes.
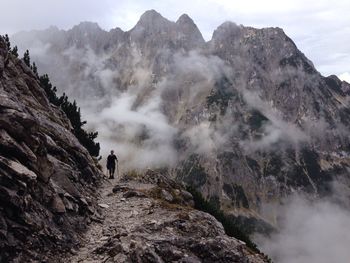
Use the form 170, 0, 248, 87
0, 37, 103, 262
66, 171, 269, 263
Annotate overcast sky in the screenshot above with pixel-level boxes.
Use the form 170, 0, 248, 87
1, 0, 349, 81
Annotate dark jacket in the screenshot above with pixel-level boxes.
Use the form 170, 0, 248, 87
107, 154, 117, 169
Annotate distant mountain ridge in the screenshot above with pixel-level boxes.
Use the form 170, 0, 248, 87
12, 10, 350, 229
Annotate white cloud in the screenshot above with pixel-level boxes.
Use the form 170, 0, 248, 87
86, 90, 179, 170
240, 90, 308, 152
255, 195, 350, 263
184, 121, 227, 154
339, 72, 350, 83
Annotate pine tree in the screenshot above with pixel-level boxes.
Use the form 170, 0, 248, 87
11, 46, 19, 57
32, 62, 38, 76
17, 46, 101, 157
38, 74, 100, 156
23, 50, 30, 67
4, 34, 10, 50
39, 74, 59, 105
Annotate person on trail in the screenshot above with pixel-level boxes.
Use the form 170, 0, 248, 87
106, 150, 118, 179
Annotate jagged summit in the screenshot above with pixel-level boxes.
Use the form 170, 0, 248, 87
127, 10, 206, 50
176, 13, 194, 24
176, 13, 205, 45
133, 9, 172, 30
140, 9, 163, 19
211, 21, 241, 40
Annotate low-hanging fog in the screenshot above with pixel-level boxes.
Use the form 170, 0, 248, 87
17, 41, 317, 168
255, 189, 350, 263
20, 42, 232, 169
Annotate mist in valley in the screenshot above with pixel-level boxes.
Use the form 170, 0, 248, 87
255, 190, 350, 263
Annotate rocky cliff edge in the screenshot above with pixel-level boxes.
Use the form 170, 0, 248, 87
65, 170, 269, 263
0, 36, 103, 262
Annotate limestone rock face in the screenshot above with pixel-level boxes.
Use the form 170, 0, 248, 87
0, 37, 103, 262
12, 10, 350, 228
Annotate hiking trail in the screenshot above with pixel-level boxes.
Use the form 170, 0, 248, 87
63, 171, 268, 263
65, 177, 154, 262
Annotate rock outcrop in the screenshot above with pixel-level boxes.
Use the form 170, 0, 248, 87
66, 170, 269, 263
0, 37, 103, 262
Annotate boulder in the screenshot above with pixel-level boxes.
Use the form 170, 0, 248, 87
50, 195, 66, 214
0, 157, 37, 182
161, 189, 174, 202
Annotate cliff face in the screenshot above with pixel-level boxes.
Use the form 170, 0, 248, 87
0, 37, 103, 262
12, 10, 350, 227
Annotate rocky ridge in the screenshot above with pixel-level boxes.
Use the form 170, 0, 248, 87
0, 36, 104, 262
65, 170, 269, 263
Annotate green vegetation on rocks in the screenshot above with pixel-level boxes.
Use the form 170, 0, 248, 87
11, 44, 101, 157
39, 73, 100, 157
186, 185, 259, 252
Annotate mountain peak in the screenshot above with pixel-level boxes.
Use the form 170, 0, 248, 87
211, 21, 241, 42
176, 13, 194, 25
136, 9, 170, 27
176, 13, 205, 46
141, 9, 162, 18
214, 21, 240, 33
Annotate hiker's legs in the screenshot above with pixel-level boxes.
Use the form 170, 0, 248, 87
110, 166, 115, 179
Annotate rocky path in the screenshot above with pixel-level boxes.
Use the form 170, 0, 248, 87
65, 178, 153, 262
64, 171, 269, 263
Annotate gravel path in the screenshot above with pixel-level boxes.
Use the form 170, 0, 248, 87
66, 178, 154, 262
63, 172, 269, 263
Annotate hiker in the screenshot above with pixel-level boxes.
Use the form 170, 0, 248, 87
106, 150, 118, 179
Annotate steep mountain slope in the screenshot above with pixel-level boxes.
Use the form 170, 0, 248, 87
0, 37, 104, 262
12, 10, 350, 228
